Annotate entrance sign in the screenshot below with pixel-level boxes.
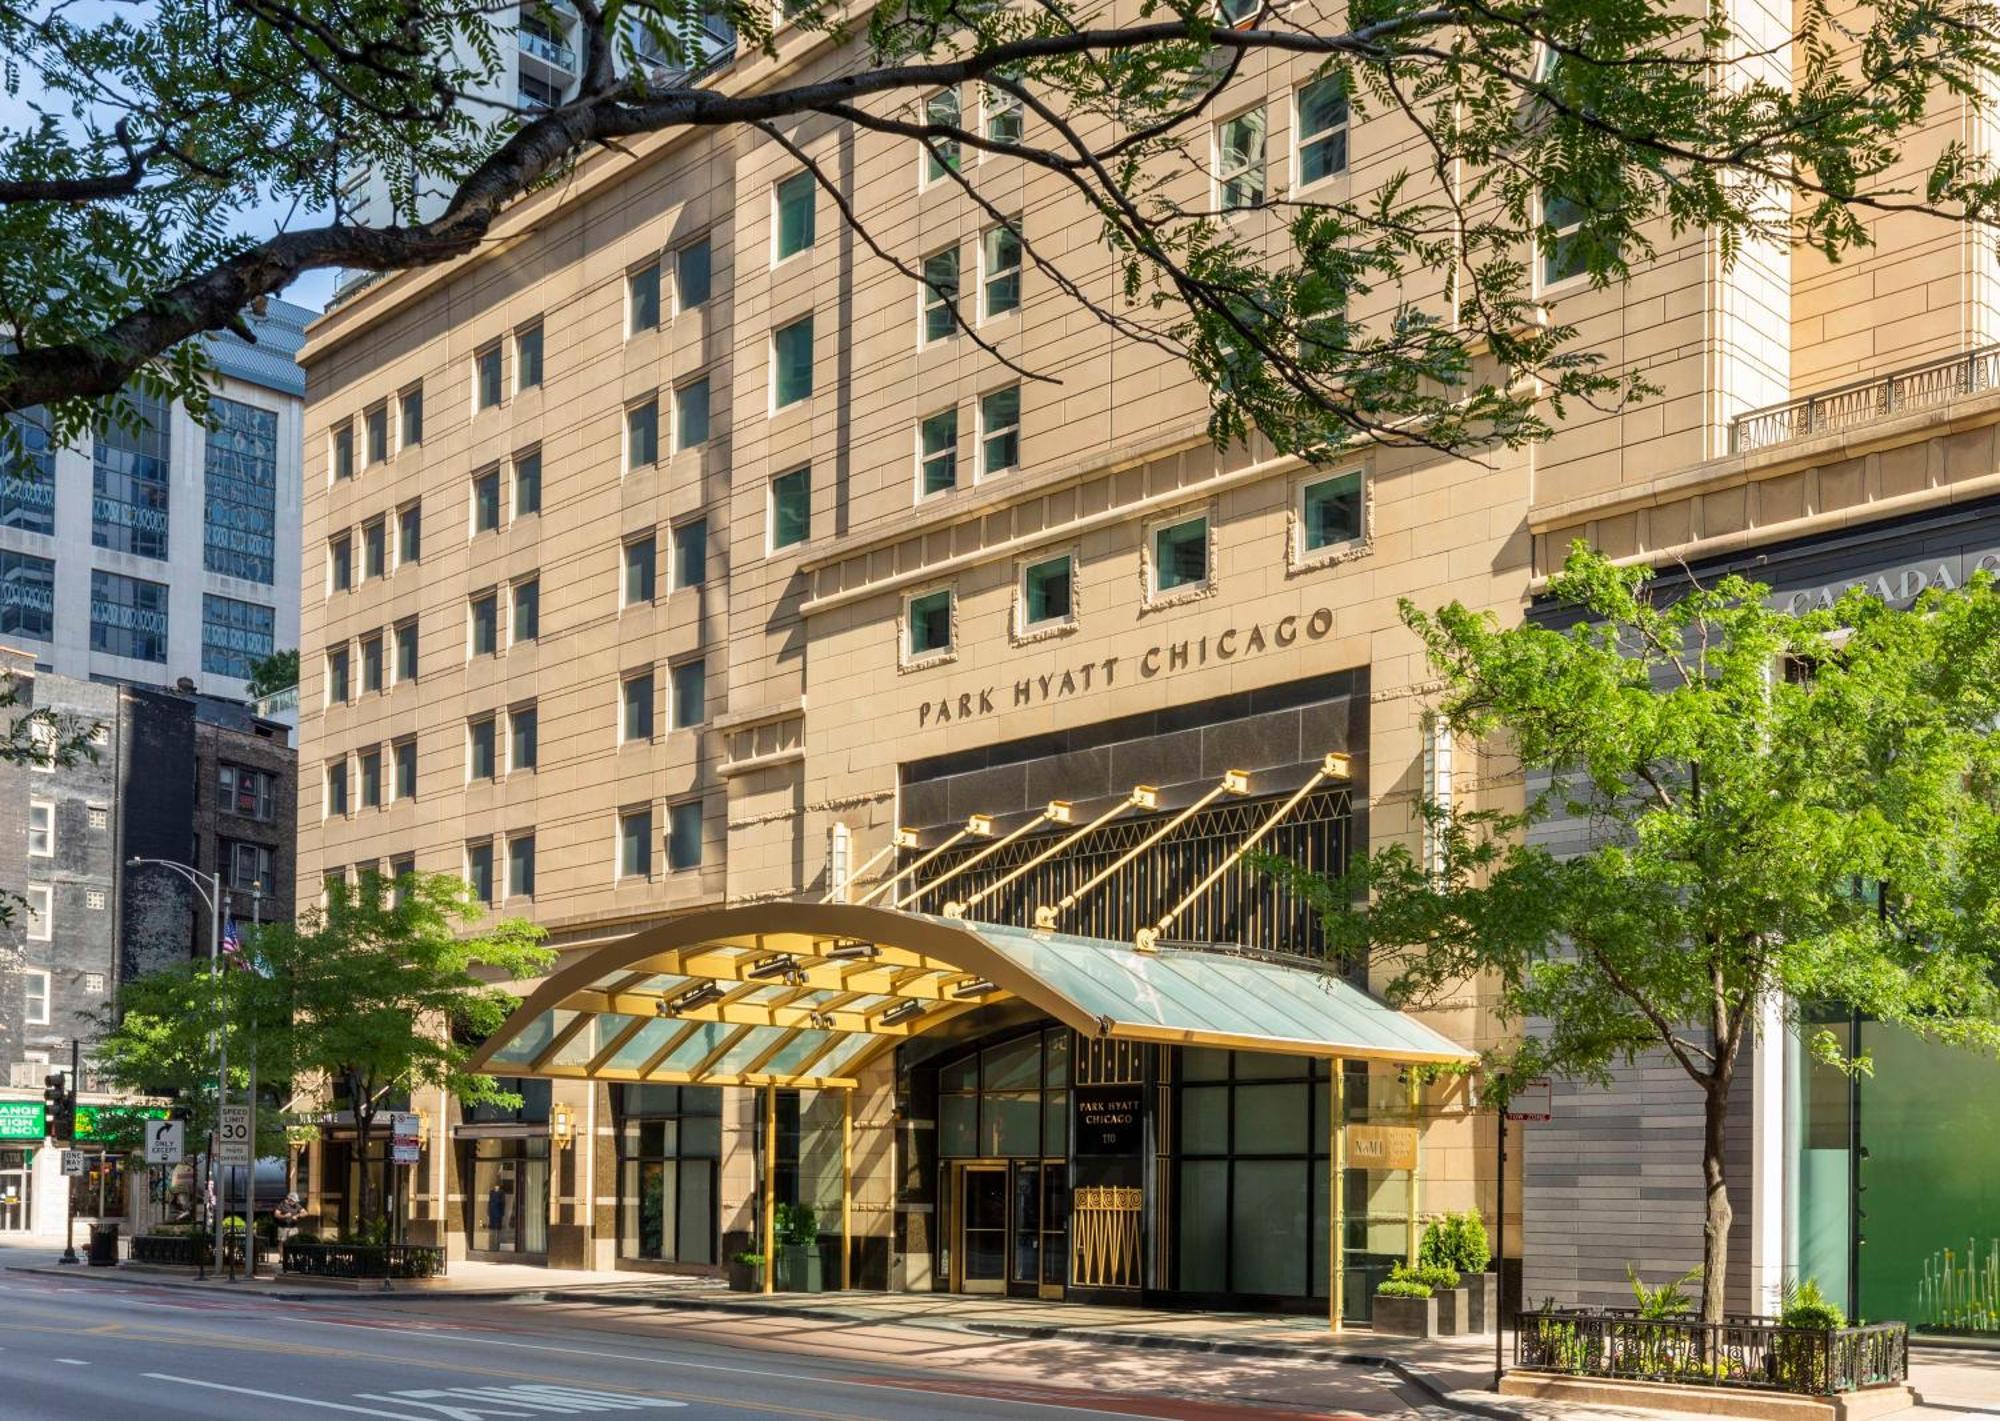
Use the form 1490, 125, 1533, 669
1071, 1086, 1143, 1156
144, 1119, 185, 1165
1346, 1124, 1418, 1171
60, 1149, 84, 1177
218, 1104, 252, 1164
1505, 1078, 1553, 1123
0, 1101, 45, 1141
390, 1111, 421, 1165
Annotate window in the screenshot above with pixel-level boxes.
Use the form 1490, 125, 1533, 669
629, 262, 662, 333
360, 747, 383, 808
1298, 469, 1364, 556
514, 449, 542, 516
774, 171, 816, 260
363, 517, 386, 578
200, 594, 275, 681
224, 841, 273, 892
921, 247, 959, 343
87, 805, 105, 830
93, 389, 170, 557
327, 645, 351, 703
202, 396, 278, 583
1021, 553, 1074, 629
24, 969, 49, 1027
907, 588, 953, 660
621, 808, 654, 878
469, 716, 498, 781
1216, 107, 1268, 210
217, 764, 277, 821
398, 501, 422, 565
615, 1083, 722, 1264
1152, 514, 1211, 595
924, 88, 962, 181
675, 379, 710, 449
668, 799, 703, 871
509, 835, 536, 898
983, 85, 1023, 144
365, 405, 389, 465
27, 720, 55, 768
674, 519, 708, 588
1540, 189, 1591, 287
391, 856, 415, 901
332, 422, 355, 481
981, 225, 1021, 318
980, 386, 1020, 476
627, 399, 659, 469
2, 406, 56, 536
516, 322, 544, 390
401, 385, 424, 447
394, 738, 418, 799
83, 971, 104, 994
471, 591, 499, 656
0, 549, 55, 641
395, 618, 419, 682
511, 704, 539, 771
769, 466, 810, 549
473, 468, 502, 533
90, 569, 170, 661
624, 536, 656, 605
935, 1026, 1071, 1166
24, 884, 50, 939
476, 344, 504, 409
467, 841, 496, 905
28, 799, 53, 856
361, 632, 385, 693
326, 760, 349, 816
1296, 77, 1349, 187
771, 317, 814, 408
330, 533, 353, 591
919, 409, 958, 495
675, 238, 712, 309
672, 659, 706, 729
512, 577, 540, 642
623, 671, 655, 741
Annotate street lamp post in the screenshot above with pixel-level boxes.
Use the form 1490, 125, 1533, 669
125, 857, 227, 1281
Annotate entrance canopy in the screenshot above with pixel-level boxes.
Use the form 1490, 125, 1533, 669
468, 902, 1474, 1091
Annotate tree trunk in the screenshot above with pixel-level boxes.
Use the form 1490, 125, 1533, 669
354, 1108, 373, 1234
1700, 1078, 1733, 1325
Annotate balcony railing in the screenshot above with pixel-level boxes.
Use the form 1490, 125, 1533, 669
517, 27, 575, 69
1731, 344, 2000, 454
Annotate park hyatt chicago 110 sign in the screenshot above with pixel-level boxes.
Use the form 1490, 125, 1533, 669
1072, 1085, 1144, 1156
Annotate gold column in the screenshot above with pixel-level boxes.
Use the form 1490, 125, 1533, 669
762, 1082, 777, 1295
840, 1089, 853, 1292
1330, 1057, 1345, 1334
1406, 1072, 1421, 1267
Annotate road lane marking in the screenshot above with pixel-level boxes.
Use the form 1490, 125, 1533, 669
55, 1357, 88, 1365
143, 1374, 429, 1418
354, 1385, 686, 1415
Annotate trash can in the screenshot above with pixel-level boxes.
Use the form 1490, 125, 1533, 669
88, 1224, 119, 1267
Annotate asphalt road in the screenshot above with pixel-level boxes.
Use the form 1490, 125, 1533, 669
0, 1267, 1415, 1421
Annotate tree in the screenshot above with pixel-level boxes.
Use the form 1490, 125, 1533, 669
1268, 547, 2000, 1324
97, 870, 551, 1234
1, 670, 96, 930
5, 0, 2000, 462
244, 648, 299, 701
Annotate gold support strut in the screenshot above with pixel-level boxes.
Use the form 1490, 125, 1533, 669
762, 1081, 777, 1294
1033, 771, 1248, 929
947, 788, 1157, 919
1137, 753, 1351, 952
896, 803, 1070, 909
1406, 1071, 1422, 1268
841, 1090, 853, 1291
1331, 1056, 1346, 1334
855, 821, 987, 906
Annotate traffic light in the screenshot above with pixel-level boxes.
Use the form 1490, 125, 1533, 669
42, 1072, 74, 1143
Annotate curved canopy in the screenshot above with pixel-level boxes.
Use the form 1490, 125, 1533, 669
468, 902, 1474, 1091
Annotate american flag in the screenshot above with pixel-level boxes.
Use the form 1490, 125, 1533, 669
221, 914, 244, 967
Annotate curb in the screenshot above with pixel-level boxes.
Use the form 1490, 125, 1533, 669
3, 1261, 658, 1304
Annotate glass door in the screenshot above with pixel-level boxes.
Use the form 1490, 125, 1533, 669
1011, 1161, 1041, 1292
959, 1166, 1007, 1293
0, 1151, 28, 1231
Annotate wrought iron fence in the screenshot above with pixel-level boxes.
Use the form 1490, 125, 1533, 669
1515, 1307, 1907, 1395
130, 1233, 244, 1268
1731, 345, 2000, 453
281, 1241, 447, 1280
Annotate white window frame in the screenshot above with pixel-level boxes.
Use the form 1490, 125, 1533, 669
1291, 76, 1349, 194
979, 224, 1022, 322
626, 259, 663, 337
768, 466, 812, 553
83, 972, 105, 994
917, 407, 959, 500
27, 719, 55, 770
771, 170, 816, 265
981, 84, 1024, 147
1289, 465, 1370, 570
1535, 187, 1591, 296
473, 342, 505, 412
1214, 105, 1268, 212
1014, 548, 1080, 642
769, 316, 814, 413
978, 385, 1021, 478
27, 798, 53, 857
23, 968, 50, 1027
920, 87, 963, 187
1143, 507, 1216, 606
900, 585, 958, 670
625, 396, 661, 471
24, 884, 52, 940
919, 245, 960, 346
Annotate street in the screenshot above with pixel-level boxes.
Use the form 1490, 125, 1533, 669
0, 1267, 1431, 1420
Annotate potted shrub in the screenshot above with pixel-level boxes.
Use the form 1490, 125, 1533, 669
774, 1203, 823, 1293
1373, 1274, 1438, 1337
1413, 1263, 1468, 1335
727, 1250, 764, 1292
1421, 1211, 1495, 1333
1770, 1278, 1844, 1393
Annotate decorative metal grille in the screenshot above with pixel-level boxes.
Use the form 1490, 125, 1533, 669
899, 787, 1352, 958
1071, 1185, 1143, 1288
1516, 1308, 1908, 1395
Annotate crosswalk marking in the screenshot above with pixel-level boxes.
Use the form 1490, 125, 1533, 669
352, 1386, 685, 1416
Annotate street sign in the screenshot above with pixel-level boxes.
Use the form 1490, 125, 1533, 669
1505, 1077, 1553, 1122
144, 1118, 185, 1165
218, 1104, 252, 1164
60, 1149, 84, 1177
390, 1111, 421, 1165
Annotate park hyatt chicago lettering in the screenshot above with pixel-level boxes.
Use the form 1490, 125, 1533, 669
916, 607, 1337, 728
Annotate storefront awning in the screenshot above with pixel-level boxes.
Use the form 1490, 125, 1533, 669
467, 902, 1474, 1090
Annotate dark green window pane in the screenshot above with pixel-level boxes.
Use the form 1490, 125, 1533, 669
676, 239, 711, 308
771, 467, 810, 548
775, 171, 816, 258
908, 589, 952, 655
629, 264, 661, 331
1023, 555, 1071, 624
1298, 77, 1349, 185
676, 379, 710, 448
1302, 471, 1362, 550
920, 409, 957, 494
773, 318, 814, 407
1182, 1084, 1229, 1154
1154, 517, 1208, 591
923, 248, 959, 342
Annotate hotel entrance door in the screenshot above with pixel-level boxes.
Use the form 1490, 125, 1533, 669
948, 1161, 1069, 1298
957, 1165, 1007, 1293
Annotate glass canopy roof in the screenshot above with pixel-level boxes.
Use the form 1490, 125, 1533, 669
469, 902, 1475, 1090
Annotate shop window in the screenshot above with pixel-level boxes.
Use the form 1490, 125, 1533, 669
936, 1027, 1071, 1159
616, 1085, 721, 1265
467, 1136, 550, 1255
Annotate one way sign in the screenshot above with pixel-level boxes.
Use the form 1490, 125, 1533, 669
144, 1118, 184, 1165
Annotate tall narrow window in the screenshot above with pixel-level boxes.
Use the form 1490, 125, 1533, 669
623, 671, 655, 741
1296, 77, 1349, 187
94, 390, 171, 557
473, 469, 502, 532
333, 422, 355, 481
365, 405, 389, 465
476, 344, 504, 408
468, 717, 498, 781
326, 761, 349, 816
394, 738, 418, 799
1217, 108, 1268, 210
470, 591, 499, 656
24, 969, 50, 1026
672, 659, 706, 729
27, 799, 53, 856
629, 262, 662, 332
676, 379, 710, 449
627, 399, 659, 468
1540, 190, 1591, 287
981, 225, 1022, 319
625, 536, 657, 605
514, 449, 542, 516
467, 841, 495, 904
516, 322, 544, 389
360, 747, 383, 808
511, 704, 539, 771
774, 171, 816, 260
400, 385, 424, 447
924, 88, 962, 181
327, 646, 351, 704
361, 632, 384, 693
512, 577, 540, 642
363, 517, 386, 579
621, 808, 653, 878
398, 501, 422, 564
676, 237, 712, 309
922, 247, 960, 343
770, 467, 810, 549
983, 85, 1024, 144
980, 386, 1020, 476
920, 409, 958, 495
509, 835, 537, 898
674, 519, 708, 588
330, 533, 353, 591
395, 618, 420, 682
772, 318, 814, 408
668, 800, 703, 871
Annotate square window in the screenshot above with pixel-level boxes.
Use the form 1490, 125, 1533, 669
980, 386, 1020, 476
627, 399, 659, 469
398, 501, 422, 564
921, 247, 959, 343
623, 671, 655, 741
919, 409, 958, 495
84, 971, 105, 993
473, 469, 502, 532
674, 518, 708, 588
467, 841, 496, 904
394, 738, 418, 798
1216, 107, 1268, 211
1152, 515, 1210, 594
629, 262, 662, 333
516, 322, 544, 390
1296, 77, 1348, 187
1022, 554, 1074, 628
511, 704, 539, 771
672, 659, 706, 729
509, 834, 536, 897
361, 633, 384, 693
327, 646, 351, 703
1540, 189, 1590, 287
774, 171, 816, 260
907, 588, 953, 659
1299, 470, 1363, 554
515, 449, 542, 516
469, 717, 498, 780
363, 518, 386, 579
770, 467, 810, 549
982, 225, 1021, 318
326, 761, 349, 816
395, 618, 419, 682
476, 344, 504, 408
470, 592, 499, 655
676, 237, 711, 309
621, 807, 654, 878
668, 799, 703, 871
772, 317, 814, 408
676, 379, 710, 449
360, 747, 383, 808
625, 536, 657, 605
924, 88, 962, 182
86, 806, 107, 831
332, 423, 354, 481
365, 405, 389, 465
24, 884, 50, 939
983, 85, 1023, 144
330, 534, 353, 592
512, 577, 539, 642
401, 386, 424, 447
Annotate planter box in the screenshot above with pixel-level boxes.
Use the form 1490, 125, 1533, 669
1466, 1271, 1499, 1334
1500, 1373, 1914, 1421
1372, 1292, 1439, 1338
1436, 1286, 1472, 1336
726, 1258, 761, 1292
776, 1244, 823, 1293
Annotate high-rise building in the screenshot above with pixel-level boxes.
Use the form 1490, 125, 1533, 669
0, 301, 310, 705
